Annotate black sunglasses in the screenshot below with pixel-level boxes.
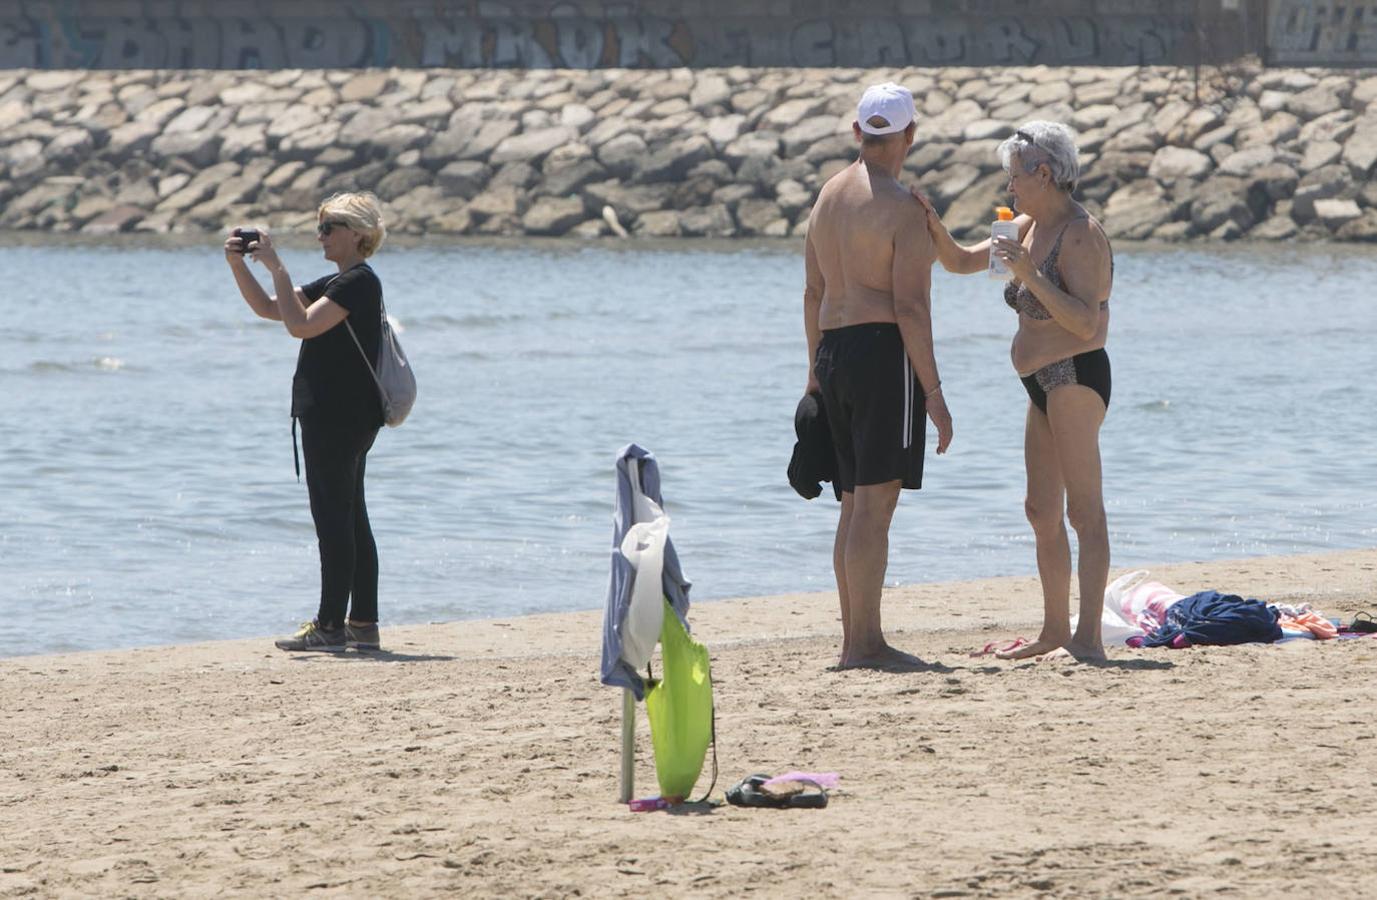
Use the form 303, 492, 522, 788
317, 220, 350, 236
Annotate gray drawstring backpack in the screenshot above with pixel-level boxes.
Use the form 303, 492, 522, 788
346, 302, 416, 426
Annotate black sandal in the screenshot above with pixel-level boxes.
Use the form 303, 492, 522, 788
725, 774, 828, 809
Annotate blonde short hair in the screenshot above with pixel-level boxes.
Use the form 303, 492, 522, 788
317, 191, 387, 258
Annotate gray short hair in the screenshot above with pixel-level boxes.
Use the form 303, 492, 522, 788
997, 121, 1080, 193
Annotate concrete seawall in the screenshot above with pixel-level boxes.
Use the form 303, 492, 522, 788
3, 64, 1377, 242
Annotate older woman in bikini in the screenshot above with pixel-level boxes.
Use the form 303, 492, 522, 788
914, 121, 1114, 661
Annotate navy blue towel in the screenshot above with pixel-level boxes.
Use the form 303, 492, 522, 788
1143, 590, 1282, 648
787, 392, 840, 501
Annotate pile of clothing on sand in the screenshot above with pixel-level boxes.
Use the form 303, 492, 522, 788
1094, 571, 1377, 649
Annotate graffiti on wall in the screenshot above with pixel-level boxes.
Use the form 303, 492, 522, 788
1269, 0, 1377, 64
0, 2, 1244, 70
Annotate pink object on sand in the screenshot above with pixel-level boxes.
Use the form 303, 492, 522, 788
628, 796, 670, 812
763, 772, 841, 789
970, 637, 1030, 657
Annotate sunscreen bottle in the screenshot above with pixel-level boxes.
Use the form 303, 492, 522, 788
988, 206, 1018, 280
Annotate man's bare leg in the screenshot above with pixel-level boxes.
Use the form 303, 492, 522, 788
838, 480, 915, 668
998, 404, 1072, 660
833, 491, 855, 665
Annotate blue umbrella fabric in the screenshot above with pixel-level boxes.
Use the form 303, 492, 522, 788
600, 443, 692, 700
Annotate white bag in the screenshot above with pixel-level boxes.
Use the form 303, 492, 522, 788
617, 471, 671, 670
346, 305, 416, 426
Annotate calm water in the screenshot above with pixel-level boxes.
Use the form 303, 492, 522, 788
1, 235, 1373, 657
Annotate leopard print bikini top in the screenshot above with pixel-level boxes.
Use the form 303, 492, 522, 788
1003, 215, 1113, 320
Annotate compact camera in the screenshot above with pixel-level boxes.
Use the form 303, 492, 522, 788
235, 228, 260, 252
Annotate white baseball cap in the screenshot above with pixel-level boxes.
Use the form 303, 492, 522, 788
856, 82, 916, 135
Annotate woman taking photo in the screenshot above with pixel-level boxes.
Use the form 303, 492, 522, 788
225, 192, 388, 653
916, 122, 1114, 661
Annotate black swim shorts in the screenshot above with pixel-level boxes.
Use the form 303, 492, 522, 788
813, 322, 926, 493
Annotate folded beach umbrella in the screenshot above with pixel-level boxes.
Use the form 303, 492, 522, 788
599, 443, 707, 803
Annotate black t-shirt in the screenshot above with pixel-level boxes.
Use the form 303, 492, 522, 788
292, 262, 384, 429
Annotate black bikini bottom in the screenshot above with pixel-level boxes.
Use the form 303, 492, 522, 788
1020, 348, 1111, 414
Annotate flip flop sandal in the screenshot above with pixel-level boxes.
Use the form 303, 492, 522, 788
970, 637, 1030, 658
726, 774, 829, 809
762, 778, 829, 809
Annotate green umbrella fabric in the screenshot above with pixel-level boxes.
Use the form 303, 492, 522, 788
644, 598, 713, 801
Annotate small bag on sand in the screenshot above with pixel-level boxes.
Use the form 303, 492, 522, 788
346, 304, 416, 427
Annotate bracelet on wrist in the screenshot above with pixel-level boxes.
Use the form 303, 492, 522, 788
924, 382, 942, 398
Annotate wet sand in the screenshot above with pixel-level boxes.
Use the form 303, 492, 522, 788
2, 548, 1374, 898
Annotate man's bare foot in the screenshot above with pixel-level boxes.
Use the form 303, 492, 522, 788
994, 636, 1068, 660
838, 643, 930, 671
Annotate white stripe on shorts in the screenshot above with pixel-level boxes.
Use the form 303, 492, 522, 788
901, 350, 913, 449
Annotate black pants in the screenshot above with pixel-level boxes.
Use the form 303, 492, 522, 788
300, 416, 380, 629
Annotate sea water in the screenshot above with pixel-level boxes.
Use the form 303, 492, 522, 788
1, 235, 1373, 656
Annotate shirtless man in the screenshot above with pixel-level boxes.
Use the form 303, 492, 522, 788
803, 82, 953, 669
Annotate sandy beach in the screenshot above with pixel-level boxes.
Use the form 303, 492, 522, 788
2, 547, 1375, 898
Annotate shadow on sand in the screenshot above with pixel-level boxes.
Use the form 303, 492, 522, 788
288, 649, 458, 663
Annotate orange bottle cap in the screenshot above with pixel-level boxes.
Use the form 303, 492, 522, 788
996, 206, 1014, 221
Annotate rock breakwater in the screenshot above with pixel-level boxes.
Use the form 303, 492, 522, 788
3, 65, 1377, 241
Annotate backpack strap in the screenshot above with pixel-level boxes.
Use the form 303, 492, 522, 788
344, 318, 386, 398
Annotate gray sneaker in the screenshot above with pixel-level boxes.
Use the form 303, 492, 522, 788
275, 620, 347, 652
345, 621, 381, 651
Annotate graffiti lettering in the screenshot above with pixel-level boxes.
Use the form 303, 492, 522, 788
0, 3, 1276, 70
1270, 0, 1377, 64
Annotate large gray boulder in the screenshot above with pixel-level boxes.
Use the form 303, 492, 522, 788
279, 121, 342, 158
689, 74, 731, 110
705, 115, 746, 149
1314, 197, 1362, 229
1249, 162, 1299, 201
1341, 123, 1377, 174
1189, 175, 1257, 233
1336, 209, 1377, 241
1250, 216, 1299, 240
376, 167, 433, 201
1217, 146, 1277, 177
522, 196, 587, 235
490, 126, 578, 166
436, 160, 491, 199
266, 105, 324, 140
1148, 146, 1212, 181
1286, 85, 1342, 120
1300, 139, 1343, 173
467, 184, 524, 221
723, 131, 781, 168
458, 119, 521, 159
942, 171, 1010, 236
782, 117, 837, 157
150, 131, 221, 167
81, 204, 147, 234
761, 97, 828, 131
806, 134, 856, 165
1292, 164, 1353, 221
1103, 180, 1174, 239
542, 158, 606, 197
679, 204, 735, 237
337, 109, 396, 148
927, 163, 981, 207
735, 198, 789, 236
595, 132, 648, 178
46, 128, 94, 168
637, 135, 714, 183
